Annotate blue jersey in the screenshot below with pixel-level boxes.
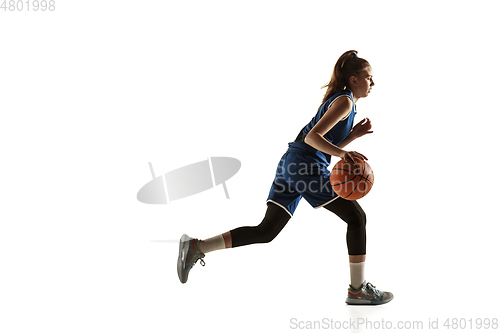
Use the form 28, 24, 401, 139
288, 90, 356, 165
267, 90, 357, 215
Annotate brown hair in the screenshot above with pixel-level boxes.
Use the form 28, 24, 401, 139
319, 50, 370, 109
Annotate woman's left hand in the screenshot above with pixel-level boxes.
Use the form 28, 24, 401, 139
351, 118, 373, 138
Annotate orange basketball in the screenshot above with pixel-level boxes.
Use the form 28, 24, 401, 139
330, 157, 374, 200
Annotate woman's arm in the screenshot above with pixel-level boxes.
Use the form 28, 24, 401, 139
304, 96, 368, 162
337, 118, 373, 149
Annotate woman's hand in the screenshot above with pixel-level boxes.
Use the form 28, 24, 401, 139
340, 150, 368, 163
351, 118, 373, 139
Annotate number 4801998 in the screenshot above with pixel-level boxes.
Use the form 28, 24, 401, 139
1, 0, 55, 11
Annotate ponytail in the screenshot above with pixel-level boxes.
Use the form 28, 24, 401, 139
319, 50, 370, 109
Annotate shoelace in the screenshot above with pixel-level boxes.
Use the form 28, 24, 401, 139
189, 257, 205, 270
366, 282, 382, 297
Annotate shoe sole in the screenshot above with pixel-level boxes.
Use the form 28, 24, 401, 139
346, 296, 394, 305
177, 234, 191, 284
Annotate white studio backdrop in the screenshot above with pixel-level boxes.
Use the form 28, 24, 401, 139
1, 0, 499, 332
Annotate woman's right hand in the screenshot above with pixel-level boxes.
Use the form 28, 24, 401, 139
340, 150, 368, 163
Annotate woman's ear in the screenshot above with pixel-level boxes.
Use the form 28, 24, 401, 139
349, 75, 357, 87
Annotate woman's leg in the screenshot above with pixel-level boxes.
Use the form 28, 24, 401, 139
323, 197, 393, 304
229, 202, 291, 247
199, 201, 291, 252
323, 197, 366, 288
323, 197, 366, 256
178, 202, 292, 283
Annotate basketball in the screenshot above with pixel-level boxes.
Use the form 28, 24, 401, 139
330, 157, 374, 200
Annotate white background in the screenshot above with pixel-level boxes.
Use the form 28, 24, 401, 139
1, 0, 499, 332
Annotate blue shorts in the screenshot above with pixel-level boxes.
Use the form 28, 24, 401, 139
266, 151, 339, 216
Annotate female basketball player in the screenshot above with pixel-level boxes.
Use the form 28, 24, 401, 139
177, 50, 393, 305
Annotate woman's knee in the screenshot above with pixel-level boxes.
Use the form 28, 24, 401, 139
255, 203, 291, 243
255, 218, 280, 243
346, 208, 366, 230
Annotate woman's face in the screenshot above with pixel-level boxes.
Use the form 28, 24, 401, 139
351, 66, 375, 98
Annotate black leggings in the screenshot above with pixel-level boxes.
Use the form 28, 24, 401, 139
230, 198, 366, 255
